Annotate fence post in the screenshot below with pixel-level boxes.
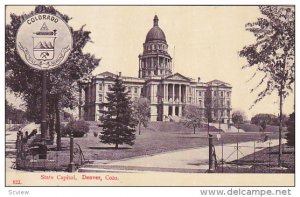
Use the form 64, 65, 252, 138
253, 141, 256, 173
16, 133, 20, 169
20, 134, 24, 168
68, 132, 75, 172
269, 140, 271, 173
236, 137, 239, 173
222, 139, 224, 173
208, 134, 214, 172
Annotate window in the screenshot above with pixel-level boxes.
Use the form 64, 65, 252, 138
99, 83, 102, 91
220, 100, 224, 107
227, 92, 230, 97
99, 94, 103, 102
227, 110, 230, 117
134, 87, 138, 94
227, 101, 230, 107
214, 91, 216, 96
199, 99, 202, 107
221, 91, 223, 97
199, 91, 202, 96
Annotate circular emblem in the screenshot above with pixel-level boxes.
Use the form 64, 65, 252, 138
16, 13, 73, 70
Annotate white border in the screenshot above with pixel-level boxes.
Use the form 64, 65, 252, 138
1, 1, 298, 197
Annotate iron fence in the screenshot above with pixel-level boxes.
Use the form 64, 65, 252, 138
14, 133, 88, 171
210, 135, 295, 173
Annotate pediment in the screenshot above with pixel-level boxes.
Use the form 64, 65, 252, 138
96, 71, 117, 78
207, 79, 231, 87
165, 73, 191, 82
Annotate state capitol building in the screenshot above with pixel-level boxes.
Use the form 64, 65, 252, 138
79, 15, 232, 122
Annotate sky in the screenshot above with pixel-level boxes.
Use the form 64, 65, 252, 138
5, 6, 295, 119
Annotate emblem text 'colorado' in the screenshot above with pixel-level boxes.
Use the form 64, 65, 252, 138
16, 13, 72, 70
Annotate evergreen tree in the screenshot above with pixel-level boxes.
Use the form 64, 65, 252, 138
99, 76, 137, 148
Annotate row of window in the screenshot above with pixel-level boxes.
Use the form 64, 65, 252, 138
125, 87, 139, 94
213, 91, 230, 97
98, 94, 139, 102
145, 44, 167, 51
143, 69, 168, 76
198, 99, 231, 108
98, 84, 139, 94
98, 84, 112, 91
196, 90, 231, 97
214, 110, 231, 117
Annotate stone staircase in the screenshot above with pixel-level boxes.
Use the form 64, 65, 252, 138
148, 122, 220, 133
210, 123, 246, 133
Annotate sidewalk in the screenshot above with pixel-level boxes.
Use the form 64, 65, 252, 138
79, 139, 280, 173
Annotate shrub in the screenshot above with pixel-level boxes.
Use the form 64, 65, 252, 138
93, 131, 98, 137
285, 112, 295, 146
63, 120, 90, 138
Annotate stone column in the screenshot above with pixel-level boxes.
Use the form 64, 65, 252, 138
164, 84, 167, 101
95, 83, 99, 102
172, 84, 175, 103
151, 84, 154, 102
179, 106, 182, 117
186, 85, 189, 103
172, 105, 175, 116
179, 84, 181, 103
166, 84, 169, 102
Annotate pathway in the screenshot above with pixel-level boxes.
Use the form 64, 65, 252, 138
79, 139, 281, 173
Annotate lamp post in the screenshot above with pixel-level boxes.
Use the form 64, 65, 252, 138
68, 131, 76, 172
41, 71, 47, 143
208, 134, 214, 172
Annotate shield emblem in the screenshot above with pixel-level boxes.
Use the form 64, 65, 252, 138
32, 23, 56, 60
33, 36, 56, 60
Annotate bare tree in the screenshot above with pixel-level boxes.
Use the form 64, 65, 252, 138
133, 98, 150, 135
239, 6, 295, 166
181, 104, 206, 134
232, 110, 247, 124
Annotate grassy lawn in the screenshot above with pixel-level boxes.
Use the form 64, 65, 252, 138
18, 122, 283, 171
233, 123, 287, 133
58, 124, 280, 161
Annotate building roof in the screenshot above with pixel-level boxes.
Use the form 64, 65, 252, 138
164, 73, 191, 82
207, 79, 232, 87
95, 71, 145, 84
95, 71, 117, 78
145, 15, 166, 43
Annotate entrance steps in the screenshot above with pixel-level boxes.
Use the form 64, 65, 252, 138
148, 122, 220, 133
210, 123, 246, 133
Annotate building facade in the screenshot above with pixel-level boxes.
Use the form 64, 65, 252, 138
79, 15, 232, 122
